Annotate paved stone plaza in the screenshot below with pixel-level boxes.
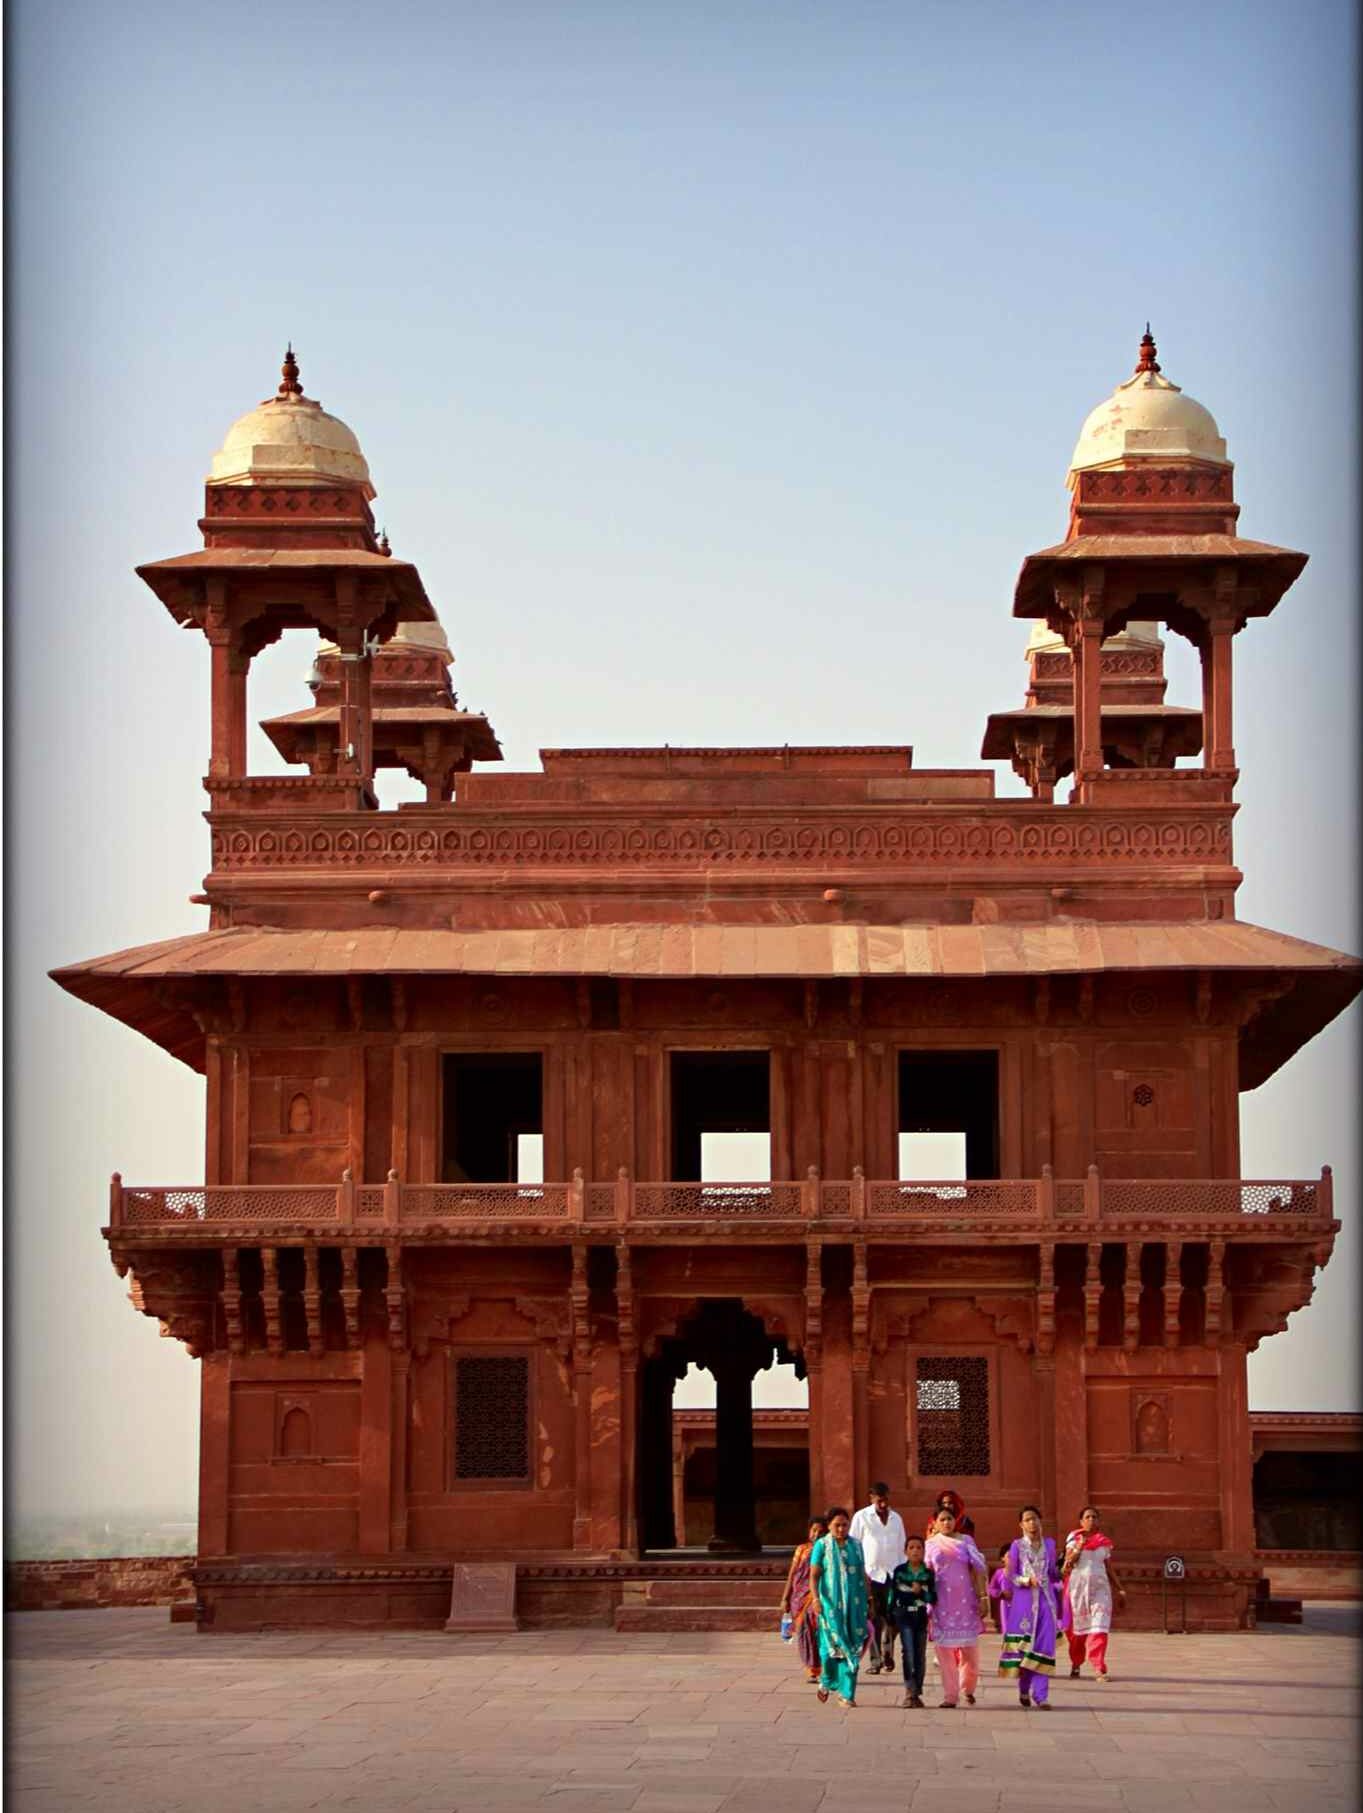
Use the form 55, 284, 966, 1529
5, 1605, 1358, 1813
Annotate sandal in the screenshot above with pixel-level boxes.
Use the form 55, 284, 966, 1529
938, 1700, 957, 1709
816, 1688, 830, 1703
1069, 1666, 1081, 1679
1019, 1696, 1031, 1709
1036, 1701, 1052, 1711
964, 1693, 976, 1705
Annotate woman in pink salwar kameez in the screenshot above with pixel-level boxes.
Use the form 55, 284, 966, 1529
924, 1505, 991, 1708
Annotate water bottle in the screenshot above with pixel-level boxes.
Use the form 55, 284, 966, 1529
780, 1613, 794, 1641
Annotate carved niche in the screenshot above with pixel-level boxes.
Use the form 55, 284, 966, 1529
1132, 1389, 1173, 1456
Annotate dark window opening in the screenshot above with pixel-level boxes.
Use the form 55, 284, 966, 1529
899, 1051, 1000, 1179
1253, 1449, 1361, 1550
442, 1053, 543, 1182
453, 1354, 531, 1481
915, 1356, 990, 1476
670, 1051, 771, 1181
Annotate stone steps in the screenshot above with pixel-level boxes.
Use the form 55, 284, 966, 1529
613, 1573, 784, 1632
636, 1579, 781, 1607
615, 1603, 779, 1632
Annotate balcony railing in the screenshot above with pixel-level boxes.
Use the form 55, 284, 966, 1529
108, 1166, 1334, 1234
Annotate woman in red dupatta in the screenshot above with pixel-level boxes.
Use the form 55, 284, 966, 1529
779, 1516, 828, 1683
1062, 1505, 1126, 1679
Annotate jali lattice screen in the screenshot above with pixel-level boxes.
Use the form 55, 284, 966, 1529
915, 1356, 990, 1476
453, 1354, 531, 1481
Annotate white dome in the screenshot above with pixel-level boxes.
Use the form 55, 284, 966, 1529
208, 351, 375, 497
1067, 338, 1228, 484
319, 615, 452, 663
1026, 619, 1161, 658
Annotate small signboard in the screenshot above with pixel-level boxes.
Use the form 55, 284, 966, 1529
1161, 1554, 1187, 1632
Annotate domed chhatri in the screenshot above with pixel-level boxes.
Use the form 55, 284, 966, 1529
208, 346, 376, 498
1067, 328, 1229, 481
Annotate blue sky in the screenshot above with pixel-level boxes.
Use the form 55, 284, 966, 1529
9, 0, 1358, 1515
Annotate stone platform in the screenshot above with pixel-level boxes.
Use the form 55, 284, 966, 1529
6, 1603, 1358, 1813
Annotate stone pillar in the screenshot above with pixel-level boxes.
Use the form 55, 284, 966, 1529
1122, 1242, 1142, 1351
205, 588, 248, 780
570, 1243, 593, 1550
1083, 1242, 1103, 1351
1204, 588, 1238, 771
851, 1240, 871, 1505
1164, 1241, 1183, 1348
671, 1421, 687, 1548
616, 1244, 638, 1554
710, 1361, 759, 1552
197, 1352, 231, 1557
1217, 1341, 1254, 1552
336, 638, 374, 780
820, 1298, 855, 1511
1053, 1332, 1088, 1533
358, 1337, 394, 1553
1075, 616, 1106, 781
639, 1357, 677, 1551
804, 1240, 825, 1513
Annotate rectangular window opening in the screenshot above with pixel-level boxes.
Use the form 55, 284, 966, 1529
915, 1356, 990, 1477
442, 1053, 543, 1183
453, 1354, 531, 1482
670, 1051, 771, 1181
899, 1051, 1000, 1179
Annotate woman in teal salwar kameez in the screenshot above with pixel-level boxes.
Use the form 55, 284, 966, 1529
809, 1507, 869, 1707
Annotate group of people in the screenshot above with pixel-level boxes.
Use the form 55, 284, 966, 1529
779, 1485, 1124, 1710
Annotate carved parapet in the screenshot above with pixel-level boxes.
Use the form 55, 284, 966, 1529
207, 800, 1237, 882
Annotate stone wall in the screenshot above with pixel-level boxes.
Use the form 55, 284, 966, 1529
5, 1556, 195, 1612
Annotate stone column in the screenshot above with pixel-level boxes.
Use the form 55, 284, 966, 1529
851, 1240, 870, 1505
709, 1361, 759, 1552
1204, 581, 1238, 773
358, 1337, 393, 1553
570, 1243, 593, 1551
1122, 1242, 1143, 1351
1074, 617, 1106, 781
1217, 1341, 1254, 1552
205, 586, 248, 780
1164, 1242, 1184, 1348
638, 1357, 677, 1551
197, 1352, 231, 1557
1053, 1332, 1089, 1533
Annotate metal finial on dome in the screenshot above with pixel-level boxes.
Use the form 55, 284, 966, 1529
1136, 325, 1161, 375
278, 343, 304, 398
378, 528, 391, 557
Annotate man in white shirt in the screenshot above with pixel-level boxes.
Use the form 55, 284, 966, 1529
849, 1482, 908, 1674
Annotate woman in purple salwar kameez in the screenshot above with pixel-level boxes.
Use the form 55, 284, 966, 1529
998, 1506, 1064, 1709
779, 1518, 828, 1684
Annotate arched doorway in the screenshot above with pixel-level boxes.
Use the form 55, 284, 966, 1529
638, 1299, 806, 1554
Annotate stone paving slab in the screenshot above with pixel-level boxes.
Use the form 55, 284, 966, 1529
4, 1604, 1358, 1812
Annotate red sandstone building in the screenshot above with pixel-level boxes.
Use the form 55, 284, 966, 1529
55, 337, 1360, 1630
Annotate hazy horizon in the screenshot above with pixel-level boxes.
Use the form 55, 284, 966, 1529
9, 0, 1358, 1526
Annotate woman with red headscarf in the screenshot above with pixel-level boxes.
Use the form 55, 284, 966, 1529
926, 1489, 976, 1539
1062, 1505, 1126, 1680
